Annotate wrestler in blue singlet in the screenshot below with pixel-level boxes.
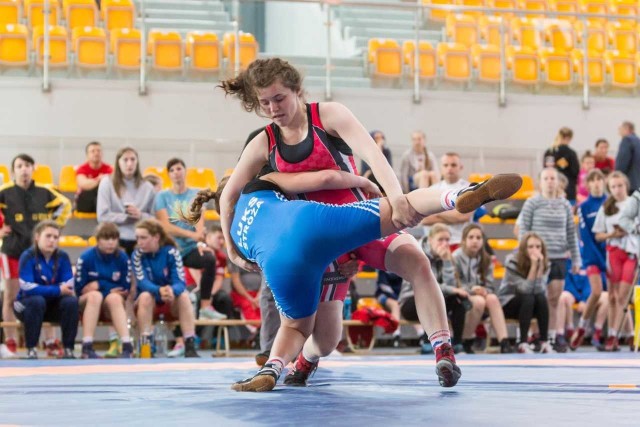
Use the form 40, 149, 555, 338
231, 179, 382, 319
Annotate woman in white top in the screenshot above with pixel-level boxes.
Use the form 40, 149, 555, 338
592, 171, 639, 351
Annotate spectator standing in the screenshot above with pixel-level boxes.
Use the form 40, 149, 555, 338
576, 151, 595, 205
361, 130, 393, 183
97, 147, 155, 255
614, 121, 640, 193
593, 139, 615, 175
399, 130, 438, 193
75, 141, 113, 213
543, 127, 580, 203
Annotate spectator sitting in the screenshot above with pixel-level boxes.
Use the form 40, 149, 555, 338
614, 121, 640, 193
203, 226, 235, 320
453, 224, 513, 353
144, 174, 163, 193
593, 138, 615, 176
75, 141, 113, 213
576, 151, 595, 205
13, 220, 78, 359
228, 261, 262, 342
75, 222, 133, 359
361, 130, 393, 188
0, 153, 72, 359
399, 130, 438, 193
544, 127, 580, 203
421, 152, 472, 250
374, 270, 404, 347
132, 219, 199, 358
498, 232, 552, 353
97, 147, 156, 255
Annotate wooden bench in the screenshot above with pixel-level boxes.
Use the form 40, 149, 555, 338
342, 319, 419, 352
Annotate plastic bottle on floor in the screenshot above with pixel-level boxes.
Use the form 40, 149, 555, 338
155, 315, 168, 358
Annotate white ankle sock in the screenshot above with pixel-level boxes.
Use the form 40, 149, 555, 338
264, 357, 286, 377
302, 347, 320, 364
429, 330, 452, 351
82, 337, 93, 344
440, 190, 457, 210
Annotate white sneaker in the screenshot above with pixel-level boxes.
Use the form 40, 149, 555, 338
199, 307, 228, 320
539, 341, 556, 354
167, 344, 185, 358
0, 344, 18, 359
517, 342, 534, 354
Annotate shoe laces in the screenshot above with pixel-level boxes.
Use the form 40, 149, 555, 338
436, 344, 455, 362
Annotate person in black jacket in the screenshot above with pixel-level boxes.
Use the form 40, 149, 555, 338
543, 127, 580, 203
614, 121, 640, 193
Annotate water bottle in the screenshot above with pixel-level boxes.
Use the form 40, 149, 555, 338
139, 331, 152, 359
154, 314, 168, 358
343, 295, 352, 320
127, 318, 138, 357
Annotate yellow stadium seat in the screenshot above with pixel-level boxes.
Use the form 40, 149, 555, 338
186, 31, 220, 72
511, 17, 543, 49
487, 0, 517, 18
64, 0, 97, 29
0, 164, 10, 184
186, 167, 217, 189
368, 38, 402, 77
0, 23, 28, 66
571, 49, 606, 86
0, 0, 20, 26
479, 15, 504, 46
437, 42, 472, 81
73, 211, 97, 219
545, 20, 575, 51
541, 48, 573, 85
472, 44, 503, 82
203, 210, 220, 221
549, 0, 579, 20
59, 235, 88, 247
610, 0, 638, 22
580, 0, 608, 24
488, 238, 519, 251
72, 26, 107, 68
223, 32, 258, 70
608, 22, 637, 53
25, 0, 60, 28
576, 21, 607, 53
33, 164, 54, 187
518, 0, 548, 19
468, 173, 493, 183
506, 45, 539, 84
357, 297, 383, 311
402, 40, 437, 79
33, 25, 68, 67
148, 29, 183, 71
511, 174, 535, 199
58, 165, 77, 193
446, 14, 479, 48
605, 50, 638, 88
143, 166, 170, 189
423, 0, 454, 22
102, 0, 134, 31
458, 0, 486, 18
110, 27, 140, 70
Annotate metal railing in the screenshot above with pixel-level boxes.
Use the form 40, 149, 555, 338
37, 0, 639, 108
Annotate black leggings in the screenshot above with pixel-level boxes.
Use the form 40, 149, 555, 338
400, 295, 465, 345
502, 293, 549, 343
119, 239, 137, 256
182, 249, 217, 301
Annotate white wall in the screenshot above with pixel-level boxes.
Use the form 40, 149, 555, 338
0, 77, 638, 181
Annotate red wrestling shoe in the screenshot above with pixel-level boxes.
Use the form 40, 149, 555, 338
435, 343, 462, 388
569, 328, 585, 351
283, 353, 319, 387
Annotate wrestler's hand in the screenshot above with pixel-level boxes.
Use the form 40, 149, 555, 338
361, 180, 382, 198
228, 246, 260, 273
389, 195, 422, 229
338, 254, 359, 279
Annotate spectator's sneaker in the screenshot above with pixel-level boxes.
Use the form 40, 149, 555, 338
500, 339, 514, 354
167, 343, 185, 358
392, 335, 404, 348
539, 341, 555, 353
335, 339, 354, 353
184, 337, 200, 358
452, 343, 464, 354
283, 354, 318, 387
603, 336, 620, 352
62, 348, 75, 359
231, 363, 279, 392
5, 338, 17, 355
104, 338, 121, 358
590, 329, 602, 347
255, 350, 270, 367
455, 174, 523, 214
462, 339, 475, 354
569, 328, 585, 351
517, 342, 534, 354
26, 348, 38, 360
435, 344, 462, 388
46, 340, 64, 358
565, 329, 574, 343
0, 343, 18, 359
81, 343, 101, 359
121, 342, 134, 359
420, 342, 434, 355
554, 335, 568, 353
199, 306, 228, 320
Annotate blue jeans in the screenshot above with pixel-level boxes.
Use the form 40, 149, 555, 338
14, 295, 79, 349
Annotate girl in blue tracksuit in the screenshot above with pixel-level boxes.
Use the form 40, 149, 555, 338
75, 222, 132, 358
132, 218, 199, 358
13, 220, 78, 359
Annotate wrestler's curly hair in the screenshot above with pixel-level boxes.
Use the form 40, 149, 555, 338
179, 176, 229, 225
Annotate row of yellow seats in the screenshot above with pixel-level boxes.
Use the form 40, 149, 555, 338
0, 25, 258, 72
0, 0, 135, 31
369, 38, 640, 87
468, 173, 535, 199
447, 14, 640, 53
425, 0, 639, 22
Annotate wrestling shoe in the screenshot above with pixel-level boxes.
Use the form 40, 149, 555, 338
500, 339, 514, 354
46, 339, 64, 358
184, 337, 200, 358
569, 328, 585, 351
283, 353, 318, 387
554, 335, 568, 353
602, 336, 619, 352
255, 350, 270, 367
81, 342, 101, 359
435, 344, 462, 388
120, 342, 134, 359
231, 362, 280, 392
199, 306, 227, 320
104, 338, 121, 358
455, 174, 523, 214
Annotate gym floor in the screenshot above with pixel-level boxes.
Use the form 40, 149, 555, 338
0, 351, 638, 426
